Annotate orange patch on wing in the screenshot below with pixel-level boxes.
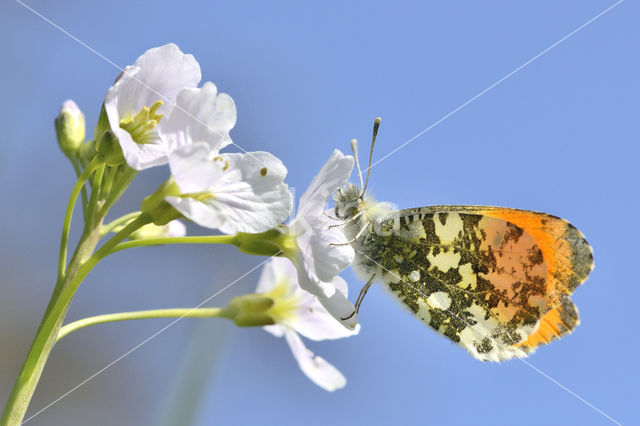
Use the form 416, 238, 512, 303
476, 209, 580, 298
516, 296, 579, 349
475, 216, 546, 322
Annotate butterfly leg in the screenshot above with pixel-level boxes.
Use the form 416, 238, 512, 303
354, 274, 376, 313
328, 210, 367, 229
322, 211, 342, 221
341, 274, 376, 320
329, 221, 371, 247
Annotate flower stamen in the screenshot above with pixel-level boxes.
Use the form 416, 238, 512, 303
120, 100, 164, 145
212, 156, 230, 171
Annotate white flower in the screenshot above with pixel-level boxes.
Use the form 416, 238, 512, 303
285, 150, 357, 328
165, 142, 293, 234
257, 257, 358, 391
104, 43, 237, 170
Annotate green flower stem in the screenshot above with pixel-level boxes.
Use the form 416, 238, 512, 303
98, 167, 137, 218
100, 165, 117, 199
57, 292, 278, 343
57, 157, 101, 281
100, 211, 142, 237
85, 163, 105, 231
70, 156, 89, 221
109, 235, 240, 254
108, 229, 290, 258
56, 308, 231, 341
0, 214, 151, 426
60, 214, 153, 302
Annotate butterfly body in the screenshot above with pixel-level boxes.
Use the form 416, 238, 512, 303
334, 184, 593, 361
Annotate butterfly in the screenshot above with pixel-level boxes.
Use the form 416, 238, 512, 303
332, 119, 593, 361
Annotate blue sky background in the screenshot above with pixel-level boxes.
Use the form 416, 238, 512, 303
0, 1, 637, 425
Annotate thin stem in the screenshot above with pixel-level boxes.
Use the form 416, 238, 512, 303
100, 211, 142, 237
58, 158, 100, 281
109, 235, 239, 255
57, 308, 230, 341
85, 164, 105, 231
70, 156, 89, 221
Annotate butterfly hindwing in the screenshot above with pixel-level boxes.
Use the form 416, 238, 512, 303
515, 294, 580, 351
353, 205, 593, 361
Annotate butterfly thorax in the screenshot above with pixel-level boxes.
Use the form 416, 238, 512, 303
333, 183, 395, 278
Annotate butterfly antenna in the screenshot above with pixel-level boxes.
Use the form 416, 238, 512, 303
351, 138, 364, 189
361, 117, 381, 197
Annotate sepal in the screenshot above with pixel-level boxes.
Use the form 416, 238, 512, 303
140, 179, 183, 225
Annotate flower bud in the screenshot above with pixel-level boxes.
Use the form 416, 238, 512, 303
55, 100, 85, 157
129, 220, 186, 240
225, 294, 276, 327
95, 130, 125, 166
234, 229, 289, 257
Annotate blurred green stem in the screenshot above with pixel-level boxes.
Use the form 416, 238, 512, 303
85, 163, 105, 231
110, 235, 239, 253
58, 157, 100, 281
0, 214, 151, 426
57, 308, 231, 341
69, 156, 89, 221
100, 211, 142, 237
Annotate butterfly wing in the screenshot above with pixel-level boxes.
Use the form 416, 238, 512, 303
355, 205, 593, 361
515, 294, 579, 351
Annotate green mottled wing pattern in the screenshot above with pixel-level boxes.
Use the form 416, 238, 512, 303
352, 205, 593, 361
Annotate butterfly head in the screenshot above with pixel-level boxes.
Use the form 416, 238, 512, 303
333, 183, 363, 220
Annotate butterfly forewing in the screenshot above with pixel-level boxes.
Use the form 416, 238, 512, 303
354, 205, 593, 361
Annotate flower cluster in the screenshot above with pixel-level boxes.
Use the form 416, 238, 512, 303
102, 43, 293, 234
98, 44, 359, 389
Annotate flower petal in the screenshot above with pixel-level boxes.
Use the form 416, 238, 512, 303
168, 150, 293, 234
109, 44, 201, 115
169, 142, 225, 194
204, 152, 293, 234
166, 220, 187, 237
262, 324, 285, 338
161, 82, 236, 152
165, 195, 226, 230
292, 276, 360, 341
283, 328, 346, 392
330, 273, 349, 297
295, 253, 358, 329
129, 220, 187, 240
299, 213, 354, 283
255, 257, 296, 294
104, 44, 201, 170
297, 150, 353, 219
